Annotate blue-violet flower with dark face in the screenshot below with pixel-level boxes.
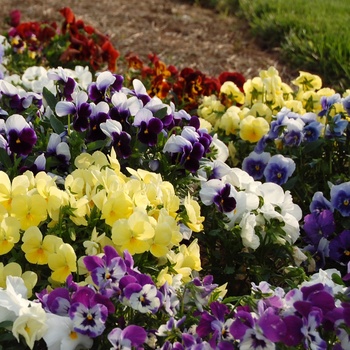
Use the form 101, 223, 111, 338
330, 182, 350, 216
263, 154, 295, 185
242, 151, 270, 180
329, 230, 350, 265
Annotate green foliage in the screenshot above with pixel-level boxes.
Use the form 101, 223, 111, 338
237, 0, 350, 90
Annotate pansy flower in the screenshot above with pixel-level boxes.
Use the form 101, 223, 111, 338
55, 90, 92, 132
4, 114, 37, 156
242, 151, 271, 180
108, 325, 147, 350
330, 182, 350, 216
329, 230, 350, 265
263, 154, 295, 185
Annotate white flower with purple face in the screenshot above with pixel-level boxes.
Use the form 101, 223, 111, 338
69, 287, 109, 338
263, 154, 295, 185
4, 114, 37, 156
124, 283, 161, 313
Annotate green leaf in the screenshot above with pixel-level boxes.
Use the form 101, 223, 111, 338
42, 87, 58, 111
86, 140, 107, 152
49, 114, 65, 134
154, 107, 168, 119
0, 148, 13, 169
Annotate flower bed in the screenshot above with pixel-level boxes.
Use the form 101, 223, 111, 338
0, 7, 349, 350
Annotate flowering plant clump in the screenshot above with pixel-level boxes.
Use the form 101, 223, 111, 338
0, 7, 349, 350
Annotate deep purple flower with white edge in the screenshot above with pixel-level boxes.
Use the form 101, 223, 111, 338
86, 101, 110, 141
330, 182, 350, 216
242, 151, 271, 180
47, 67, 77, 101
100, 119, 132, 158
303, 210, 335, 245
55, 91, 92, 132
108, 325, 147, 349
263, 154, 295, 185
123, 282, 162, 313
329, 230, 350, 265
199, 178, 237, 213
4, 114, 37, 156
88, 71, 124, 102
309, 191, 334, 213
325, 114, 348, 138
83, 245, 126, 295
69, 287, 110, 337
133, 107, 164, 146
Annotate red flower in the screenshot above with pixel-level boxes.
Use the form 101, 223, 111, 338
9, 10, 21, 27
218, 71, 246, 91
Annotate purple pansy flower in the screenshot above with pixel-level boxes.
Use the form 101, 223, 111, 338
47, 67, 77, 101
5, 114, 37, 156
199, 179, 237, 213
86, 101, 110, 141
88, 71, 124, 102
329, 230, 350, 265
133, 107, 164, 146
100, 119, 132, 158
263, 154, 295, 185
303, 210, 335, 245
108, 325, 147, 349
309, 191, 333, 213
242, 151, 271, 180
55, 91, 92, 132
303, 121, 323, 142
330, 182, 350, 216
319, 93, 342, 117
83, 245, 127, 295
69, 287, 110, 337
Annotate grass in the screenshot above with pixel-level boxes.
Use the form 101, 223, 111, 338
187, 0, 350, 90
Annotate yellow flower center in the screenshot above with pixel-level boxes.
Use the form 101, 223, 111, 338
69, 331, 78, 340
16, 138, 21, 144
345, 250, 350, 256
277, 172, 282, 178
344, 199, 349, 206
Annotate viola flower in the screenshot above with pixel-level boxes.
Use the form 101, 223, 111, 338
69, 287, 109, 337
239, 115, 270, 143
43, 313, 93, 350
303, 121, 323, 142
309, 191, 333, 213
83, 245, 127, 293
100, 119, 132, 158
4, 114, 37, 156
329, 230, 350, 265
302, 210, 335, 245
108, 325, 147, 349
55, 91, 92, 132
263, 154, 295, 185
0, 217, 21, 255
87, 71, 123, 102
123, 78, 151, 106
319, 93, 342, 117
133, 107, 164, 146
46, 133, 71, 165
124, 282, 162, 313
242, 151, 271, 180
199, 179, 237, 213
86, 101, 110, 141
47, 66, 77, 101
330, 181, 350, 216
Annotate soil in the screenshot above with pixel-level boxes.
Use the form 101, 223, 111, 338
0, 0, 296, 83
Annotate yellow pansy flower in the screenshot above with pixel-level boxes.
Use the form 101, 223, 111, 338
48, 243, 77, 283
11, 194, 47, 230
21, 227, 63, 265
183, 194, 204, 232
112, 208, 155, 255
217, 105, 241, 135
0, 172, 29, 210
0, 216, 21, 255
292, 71, 322, 91
239, 115, 270, 143
220, 81, 245, 105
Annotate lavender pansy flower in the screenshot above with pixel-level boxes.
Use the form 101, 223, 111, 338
242, 151, 271, 180
319, 93, 342, 117
325, 114, 348, 137
330, 182, 350, 216
263, 154, 295, 185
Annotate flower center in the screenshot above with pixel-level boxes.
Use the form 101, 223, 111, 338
16, 138, 21, 144
69, 331, 78, 340
344, 250, 350, 256
344, 199, 349, 206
